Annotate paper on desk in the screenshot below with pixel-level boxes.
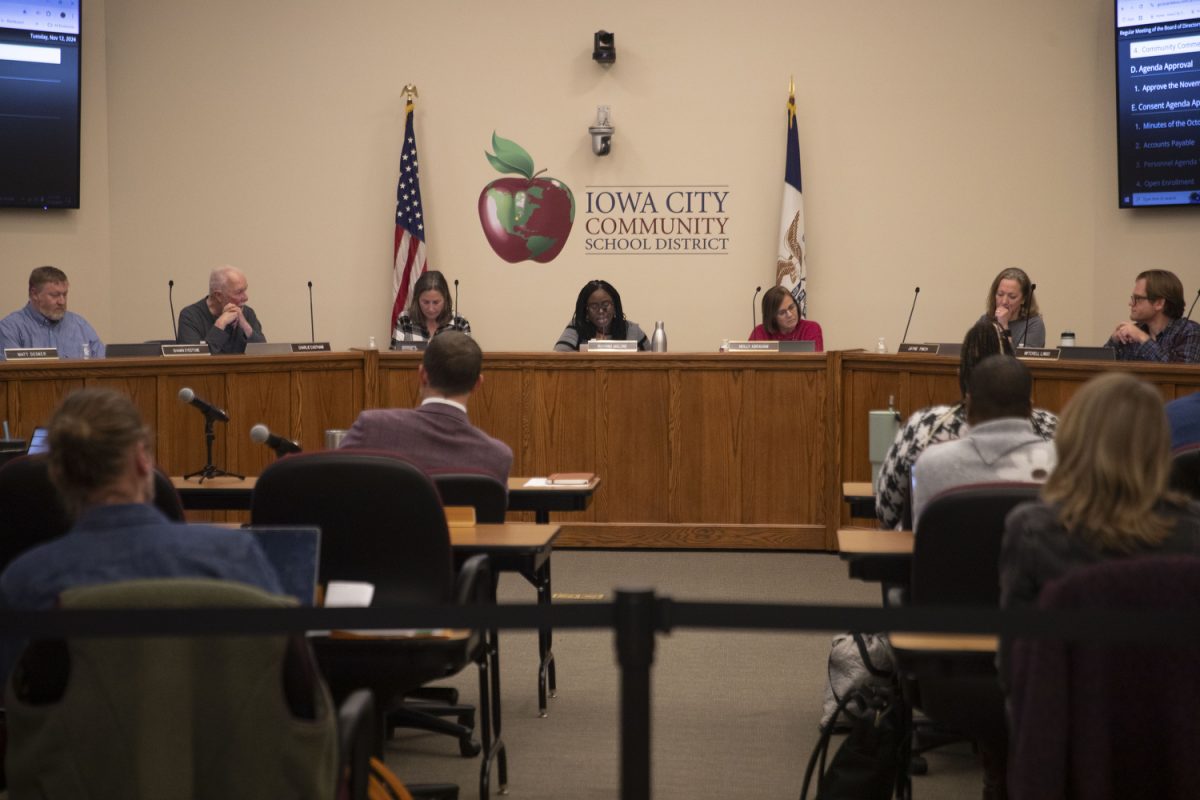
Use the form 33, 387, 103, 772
523, 478, 552, 487
318, 580, 451, 638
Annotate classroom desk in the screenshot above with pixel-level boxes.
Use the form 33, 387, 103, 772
172, 475, 257, 510
506, 476, 601, 524
842, 481, 875, 519
837, 527, 912, 585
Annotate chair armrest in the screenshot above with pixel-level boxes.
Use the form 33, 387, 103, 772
337, 688, 377, 800
454, 553, 492, 607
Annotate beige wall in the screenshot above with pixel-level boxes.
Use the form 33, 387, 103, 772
4, 0, 1199, 352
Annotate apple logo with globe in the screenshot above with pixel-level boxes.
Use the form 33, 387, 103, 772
478, 133, 575, 263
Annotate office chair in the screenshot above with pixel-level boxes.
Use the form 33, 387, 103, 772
894, 483, 1041, 795
1169, 445, 1200, 500
251, 450, 505, 799
430, 471, 508, 523
1009, 556, 1200, 799
0, 457, 186, 571
5, 578, 351, 799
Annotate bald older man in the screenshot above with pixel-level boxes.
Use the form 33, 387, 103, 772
177, 266, 266, 354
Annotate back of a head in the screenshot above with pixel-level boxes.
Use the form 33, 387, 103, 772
48, 389, 149, 513
958, 320, 1012, 397
1044, 372, 1176, 549
423, 331, 482, 395
966, 355, 1032, 423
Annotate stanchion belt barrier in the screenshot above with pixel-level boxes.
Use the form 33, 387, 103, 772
5, 594, 1200, 800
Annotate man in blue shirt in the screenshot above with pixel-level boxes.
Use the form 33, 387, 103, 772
1167, 391, 1200, 451
1107, 269, 1200, 363
0, 266, 104, 359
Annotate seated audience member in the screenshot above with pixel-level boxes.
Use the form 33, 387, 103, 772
979, 267, 1044, 348
554, 279, 650, 351
999, 372, 1200, 684
390, 270, 471, 347
875, 320, 1058, 530
341, 331, 512, 484
0, 388, 281, 677
0, 266, 104, 359
910, 355, 1056, 526
1166, 390, 1200, 451
177, 265, 266, 354
747, 285, 824, 350
1106, 269, 1200, 363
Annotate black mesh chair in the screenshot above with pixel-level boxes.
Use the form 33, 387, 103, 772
1169, 445, 1200, 500
250, 450, 505, 799
896, 483, 1042, 795
430, 472, 508, 523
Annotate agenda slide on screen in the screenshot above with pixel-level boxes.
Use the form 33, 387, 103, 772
0, 0, 80, 208
1116, 1, 1200, 207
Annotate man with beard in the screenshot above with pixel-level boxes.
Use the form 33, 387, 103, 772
0, 266, 104, 359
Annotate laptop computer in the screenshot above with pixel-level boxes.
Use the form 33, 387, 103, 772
26, 426, 49, 455
243, 525, 322, 606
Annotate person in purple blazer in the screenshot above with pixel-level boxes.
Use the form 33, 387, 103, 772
340, 331, 513, 485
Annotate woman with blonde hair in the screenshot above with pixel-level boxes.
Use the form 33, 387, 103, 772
1000, 371, 1200, 612
980, 267, 1045, 347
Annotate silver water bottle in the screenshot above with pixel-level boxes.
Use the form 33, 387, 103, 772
650, 321, 668, 352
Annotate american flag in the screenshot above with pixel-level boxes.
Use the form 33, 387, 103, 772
391, 97, 428, 334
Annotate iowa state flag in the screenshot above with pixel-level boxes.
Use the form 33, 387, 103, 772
391, 96, 429, 336
776, 86, 807, 317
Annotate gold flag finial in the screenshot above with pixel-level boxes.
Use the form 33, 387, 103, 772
402, 83, 419, 100
789, 75, 795, 96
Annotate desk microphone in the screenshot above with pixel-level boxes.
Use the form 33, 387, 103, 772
168, 280, 177, 340
900, 287, 920, 345
178, 387, 229, 423
1187, 288, 1200, 321
1018, 283, 1037, 348
307, 281, 315, 342
454, 279, 460, 319
751, 285, 762, 331
250, 424, 302, 456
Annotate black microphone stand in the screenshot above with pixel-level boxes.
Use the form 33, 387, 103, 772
900, 287, 920, 345
1187, 288, 1200, 321
183, 409, 243, 482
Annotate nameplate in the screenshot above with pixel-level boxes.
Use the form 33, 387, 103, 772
161, 344, 211, 357
4, 347, 58, 360
1016, 347, 1060, 361
726, 341, 778, 352
393, 341, 427, 352
584, 340, 638, 352
291, 342, 331, 353
898, 343, 939, 354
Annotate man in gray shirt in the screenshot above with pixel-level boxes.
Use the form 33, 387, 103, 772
177, 265, 265, 354
911, 355, 1056, 528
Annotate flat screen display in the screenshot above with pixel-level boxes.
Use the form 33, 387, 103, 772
0, 0, 81, 209
1116, 0, 1200, 208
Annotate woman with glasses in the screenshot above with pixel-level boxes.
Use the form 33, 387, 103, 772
554, 279, 649, 351
748, 286, 823, 350
980, 267, 1044, 347
390, 270, 471, 347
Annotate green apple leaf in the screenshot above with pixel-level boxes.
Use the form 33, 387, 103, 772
485, 132, 535, 178
526, 236, 556, 258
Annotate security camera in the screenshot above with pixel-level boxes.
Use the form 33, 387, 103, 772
589, 105, 614, 157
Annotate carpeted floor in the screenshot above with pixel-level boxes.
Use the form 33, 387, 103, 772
387, 551, 984, 799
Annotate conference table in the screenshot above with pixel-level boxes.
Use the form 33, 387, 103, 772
6, 348, 1200, 552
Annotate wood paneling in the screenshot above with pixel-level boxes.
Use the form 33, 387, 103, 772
5, 350, 1199, 550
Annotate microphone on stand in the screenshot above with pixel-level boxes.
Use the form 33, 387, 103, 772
307, 281, 315, 342
454, 279, 460, 320
178, 387, 229, 423
1187, 288, 1200, 321
751, 285, 762, 331
900, 287, 921, 345
168, 280, 177, 340
250, 424, 302, 456
1018, 283, 1037, 348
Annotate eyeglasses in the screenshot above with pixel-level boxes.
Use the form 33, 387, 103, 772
587, 301, 613, 313
776, 304, 798, 318
1130, 294, 1151, 304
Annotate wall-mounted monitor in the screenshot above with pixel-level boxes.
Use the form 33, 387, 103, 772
0, 0, 81, 209
1116, 0, 1200, 208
